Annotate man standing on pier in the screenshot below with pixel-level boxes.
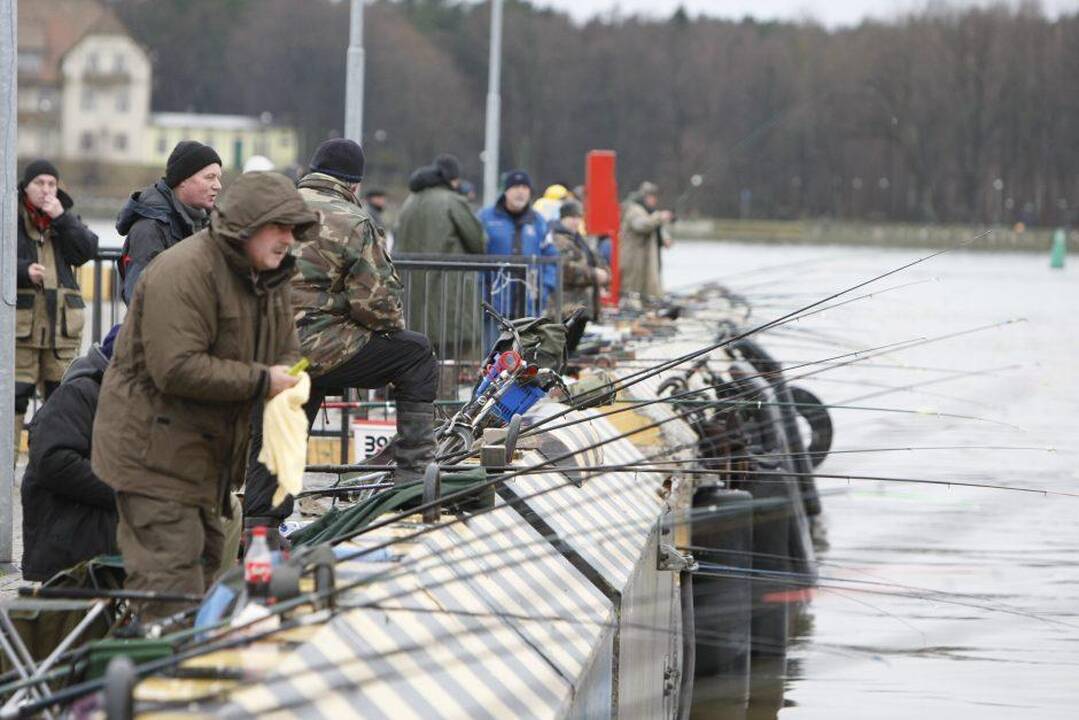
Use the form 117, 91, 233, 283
620, 181, 673, 303
94, 172, 315, 621
116, 140, 223, 303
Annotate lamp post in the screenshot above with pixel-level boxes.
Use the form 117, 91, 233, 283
344, 0, 365, 143
0, 0, 17, 562
482, 0, 504, 207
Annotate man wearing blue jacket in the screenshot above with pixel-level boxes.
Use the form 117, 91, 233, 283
477, 170, 558, 335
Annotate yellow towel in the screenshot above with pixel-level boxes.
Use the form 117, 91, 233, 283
258, 372, 311, 507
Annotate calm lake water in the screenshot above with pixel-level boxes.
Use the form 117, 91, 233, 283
665, 240, 1079, 719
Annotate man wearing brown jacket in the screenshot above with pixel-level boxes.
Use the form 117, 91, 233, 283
93, 173, 318, 620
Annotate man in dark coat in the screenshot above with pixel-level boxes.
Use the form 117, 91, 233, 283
21, 327, 120, 582
115, 140, 222, 303
394, 154, 487, 356
93, 172, 315, 620
15, 160, 98, 450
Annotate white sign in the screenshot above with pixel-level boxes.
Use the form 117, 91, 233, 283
352, 418, 396, 460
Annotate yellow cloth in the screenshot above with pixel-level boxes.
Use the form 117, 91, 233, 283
258, 372, 311, 506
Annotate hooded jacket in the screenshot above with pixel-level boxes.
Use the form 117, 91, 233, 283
21, 345, 116, 581
395, 165, 485, 256
93, 173, 316, 512
394, 165, 487, 352
16, 187, 98, 351
115, 179, 207, 304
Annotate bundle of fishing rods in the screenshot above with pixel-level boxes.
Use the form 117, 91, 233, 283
5, 235, 1065, 719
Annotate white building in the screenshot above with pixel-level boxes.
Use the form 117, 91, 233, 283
18, 0, 297, 170
59, 29, 152, 164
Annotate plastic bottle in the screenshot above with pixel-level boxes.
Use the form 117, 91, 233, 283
244, 526, 273, 600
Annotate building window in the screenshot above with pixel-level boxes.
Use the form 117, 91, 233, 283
80, 87, 95, 111
157, 135, 168, 154
86, 52, 99, 73
113, 52, 126, 73
114, 134, 128, 151
116, 89, 129, 112
80, 132, 94, 151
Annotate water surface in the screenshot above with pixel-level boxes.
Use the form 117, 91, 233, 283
665, 240, 1079, 719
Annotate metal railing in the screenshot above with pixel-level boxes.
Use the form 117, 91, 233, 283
86, 250, 564, 461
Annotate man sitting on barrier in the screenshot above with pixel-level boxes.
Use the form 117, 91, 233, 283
244, 139, 438, 537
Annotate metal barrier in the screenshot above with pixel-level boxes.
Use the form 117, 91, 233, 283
86, 249, 125, 344
87, 249, 564, 461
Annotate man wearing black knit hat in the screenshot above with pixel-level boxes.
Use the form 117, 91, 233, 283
115, 140, 223, 303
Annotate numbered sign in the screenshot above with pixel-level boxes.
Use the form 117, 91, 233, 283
352, 418, 396, 460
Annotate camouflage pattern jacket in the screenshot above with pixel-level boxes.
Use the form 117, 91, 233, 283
293, 173, 404, 376
549, 220, 606, 320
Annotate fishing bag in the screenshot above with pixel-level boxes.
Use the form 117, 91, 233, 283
493, 316, 569, 373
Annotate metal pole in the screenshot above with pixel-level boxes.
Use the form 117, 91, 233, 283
344, 0, 365, 143
482, 0, 504, 207
0, 0, 17, 562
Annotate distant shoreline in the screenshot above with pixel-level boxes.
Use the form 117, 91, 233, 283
670, 219, 1070, 253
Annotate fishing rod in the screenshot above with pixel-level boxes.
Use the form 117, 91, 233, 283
546, 258, 984, 430
4, 483, 801, 715
523, 317, 1021, 446
836, 363, 1023, 406
694, 564, 1079, 629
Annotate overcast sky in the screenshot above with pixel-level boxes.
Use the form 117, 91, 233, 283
533, 0, 1078, 27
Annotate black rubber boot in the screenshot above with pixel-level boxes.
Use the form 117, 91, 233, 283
394, 401, 435, 484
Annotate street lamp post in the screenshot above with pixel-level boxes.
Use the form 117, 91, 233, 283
482, 0, 504, 207
344, 0, 365, 143
0, 0, 17, 562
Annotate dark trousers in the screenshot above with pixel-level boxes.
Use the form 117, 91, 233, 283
303, 330, 438, 423
243, 330, 438, 522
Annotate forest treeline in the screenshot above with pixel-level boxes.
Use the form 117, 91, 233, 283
112, 0, 1079, 225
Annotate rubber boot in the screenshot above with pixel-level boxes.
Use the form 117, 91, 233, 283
394, 401, 435, 485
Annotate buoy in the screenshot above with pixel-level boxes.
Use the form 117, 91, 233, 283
1050, 228, 1066, 268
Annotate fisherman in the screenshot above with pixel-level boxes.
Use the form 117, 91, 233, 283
21, 326, 120, 582
281, 139, 438, 491
548, 200, 609, 351
619, 181, 673, 303
115, 140, 222, 303
15, 160, 99, 450
363, 188, 388, 231
93, 172, 315, 620
395, 154, 485, 255
479, 170, 558, 323
394, 153, 487, 354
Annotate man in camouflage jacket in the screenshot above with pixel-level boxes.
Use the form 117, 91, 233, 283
548, 200, 609, 352
244, 140, 438, 530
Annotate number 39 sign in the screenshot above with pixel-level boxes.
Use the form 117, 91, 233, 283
352, 418, 396, 460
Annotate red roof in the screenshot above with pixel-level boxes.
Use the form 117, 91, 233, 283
18, 0, 128, 85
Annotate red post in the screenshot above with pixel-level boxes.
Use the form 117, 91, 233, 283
585, 150, 620, 306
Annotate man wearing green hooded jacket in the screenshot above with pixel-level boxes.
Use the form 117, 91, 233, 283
93, 172, 318, 620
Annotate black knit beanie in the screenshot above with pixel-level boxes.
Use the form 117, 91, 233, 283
435, 154, 461, 183
165, 141, 222, 188
20, 159, 59, 189
309, 138, 365, 183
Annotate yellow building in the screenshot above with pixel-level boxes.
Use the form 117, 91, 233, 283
146, 113, 298, 172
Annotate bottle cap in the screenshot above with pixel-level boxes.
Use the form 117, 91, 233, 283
253, 526, 268, 537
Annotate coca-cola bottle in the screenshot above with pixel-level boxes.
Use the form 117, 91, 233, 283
244, 526, 273, 600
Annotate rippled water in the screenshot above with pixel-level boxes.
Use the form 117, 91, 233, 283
665, 240, 1079, 719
